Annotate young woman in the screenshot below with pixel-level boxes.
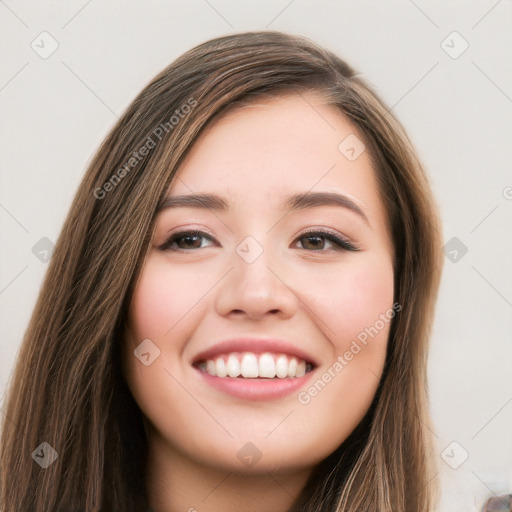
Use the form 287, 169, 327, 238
0, 31, 444, 512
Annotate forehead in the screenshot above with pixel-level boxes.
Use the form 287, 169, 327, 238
168, 92, 382, 218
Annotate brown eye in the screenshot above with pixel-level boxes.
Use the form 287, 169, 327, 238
295, 230, 358, 252
159, 230, 216, 251
300, 235, 327, 250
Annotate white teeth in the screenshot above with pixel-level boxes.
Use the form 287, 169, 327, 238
216, 358, 227, 377
227, 354, 240, 377
206, 360, 216, 376
287, 357, 297, 377
275, 354, 288, 378
198, 352, 312, 378
241, 353, 259, 378
258, 353, 276, 378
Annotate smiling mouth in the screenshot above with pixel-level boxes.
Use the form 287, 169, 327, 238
194, 351, 315, 379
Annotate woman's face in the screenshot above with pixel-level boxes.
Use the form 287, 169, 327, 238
123, 92, 395, 475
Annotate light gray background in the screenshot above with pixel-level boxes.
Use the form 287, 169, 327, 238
1, 1, 511, 510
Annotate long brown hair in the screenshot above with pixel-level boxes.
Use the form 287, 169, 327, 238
0, 31, 443, 512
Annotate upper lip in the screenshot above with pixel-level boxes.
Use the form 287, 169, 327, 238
191, 338, 319, 367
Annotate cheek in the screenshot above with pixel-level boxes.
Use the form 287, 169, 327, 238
305, 254, 395, 352
122, 258, 208, 406
294, 256, 394, 452
126, 258, 207, 342
122, 258, 213, 439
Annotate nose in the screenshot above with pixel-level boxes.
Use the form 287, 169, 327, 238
214, 243, 298, 321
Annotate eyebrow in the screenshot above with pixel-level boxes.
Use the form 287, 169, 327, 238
157, 191, 369, 225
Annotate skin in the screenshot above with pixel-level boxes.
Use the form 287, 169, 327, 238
122, 92, 395, 512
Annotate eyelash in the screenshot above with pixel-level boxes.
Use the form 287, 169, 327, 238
158, 229, 359, 252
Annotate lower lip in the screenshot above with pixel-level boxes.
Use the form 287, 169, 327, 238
195, 368, 315, 401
